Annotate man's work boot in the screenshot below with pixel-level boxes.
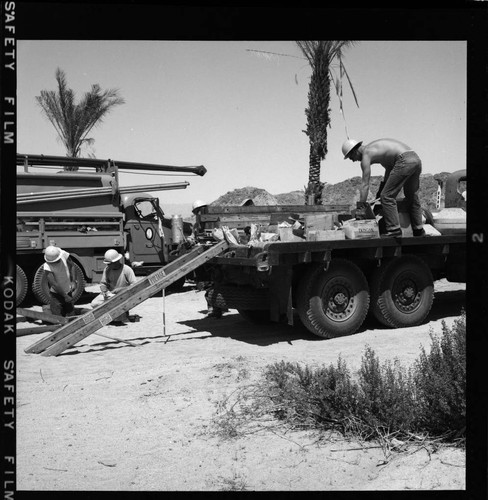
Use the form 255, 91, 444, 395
381, 228, 403, 238
207, 307, 223, 319
413, 228, 427, 237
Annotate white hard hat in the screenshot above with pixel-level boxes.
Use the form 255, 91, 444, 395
342, 139, 362, 159
192, 199, 207, 211
103, 249, 123, 264
44, 245, 62, 263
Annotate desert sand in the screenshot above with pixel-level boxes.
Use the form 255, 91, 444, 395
16, 279, 466, 491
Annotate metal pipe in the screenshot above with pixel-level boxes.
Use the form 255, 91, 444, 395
18, 182, 189, 199
18, 187, 113, 200
17, 153, 207, 176
17, 182, 190, 204
118, 182, 190, 194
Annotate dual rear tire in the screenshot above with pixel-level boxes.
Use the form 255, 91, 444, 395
296, 256, 434, 338
297, 259, 370, 339
369, 255, 434, 328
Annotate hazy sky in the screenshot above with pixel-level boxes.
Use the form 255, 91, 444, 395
17, 40, 466, 206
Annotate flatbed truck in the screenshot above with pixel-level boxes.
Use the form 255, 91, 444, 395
196, 170, 466, 339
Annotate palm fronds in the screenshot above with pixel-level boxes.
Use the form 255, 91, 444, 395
296, 41, 358, 204
36, 68, 125, 163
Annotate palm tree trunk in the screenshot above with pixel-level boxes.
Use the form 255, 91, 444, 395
308, 152, 321, 184
306, 152, 322, 205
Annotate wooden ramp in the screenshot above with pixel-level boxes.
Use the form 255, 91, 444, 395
25, 241, 229, 357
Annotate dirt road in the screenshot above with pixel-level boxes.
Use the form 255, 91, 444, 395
16, 279, 466, 491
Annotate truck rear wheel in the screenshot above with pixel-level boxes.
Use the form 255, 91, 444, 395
297, 259, 370, 339
370, 255, 434, 328
32, 262, 86, 305
296, 264, 323, 334
16, 265, 29, 306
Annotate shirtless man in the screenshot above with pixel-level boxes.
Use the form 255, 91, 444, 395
342, 138, 426, 238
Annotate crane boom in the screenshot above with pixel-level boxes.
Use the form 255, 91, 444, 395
17, 153, 207, 176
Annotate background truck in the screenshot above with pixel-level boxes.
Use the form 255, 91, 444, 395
16, 153, 206, 306
195, 170, 466, 339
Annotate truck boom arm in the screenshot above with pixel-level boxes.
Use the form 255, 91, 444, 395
17, 153, 207, 176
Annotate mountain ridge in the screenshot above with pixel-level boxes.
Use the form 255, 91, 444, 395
211, 173, 453, 212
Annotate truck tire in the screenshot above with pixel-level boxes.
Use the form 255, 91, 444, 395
297, 259, 370, 339
16, 265, 29, 306
370, 255, 434, 328
296, 264, 323, 334
237, 309, 271, 323
206, 285, 270, 311
32, 262, 86, 305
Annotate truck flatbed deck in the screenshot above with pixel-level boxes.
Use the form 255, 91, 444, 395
209, 234, 466, 268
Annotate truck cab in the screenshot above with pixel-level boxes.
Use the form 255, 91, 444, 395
122, 193, 172, 270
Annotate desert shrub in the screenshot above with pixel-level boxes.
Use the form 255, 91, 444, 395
264, 358, 359, 430
357, 347, 417, 434
412, 314, 466, 436
263, 314, 466, 443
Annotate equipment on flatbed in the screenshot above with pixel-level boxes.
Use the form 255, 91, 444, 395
16, 153, 206, 306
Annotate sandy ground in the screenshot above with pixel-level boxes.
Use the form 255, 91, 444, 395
16, 279, 466, 491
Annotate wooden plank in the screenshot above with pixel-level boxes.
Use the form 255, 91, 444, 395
24, 245, 208, 354
41, 242, 228, 357
27, 241, 229, 357
17, 325, 60, 337
19, 322, 136, 345
17, 308, 69, 325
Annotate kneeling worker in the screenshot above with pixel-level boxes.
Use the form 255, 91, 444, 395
342, 138, 426, 238
91, 249, 137, 323
43, 245, 78, 317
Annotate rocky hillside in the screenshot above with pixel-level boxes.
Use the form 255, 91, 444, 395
211, 173, 454, 212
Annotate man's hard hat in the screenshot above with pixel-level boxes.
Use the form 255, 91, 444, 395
103, 249, 123, 264
342, 139, 362, 159
44, 245, 62, 263
192, 200, 207, 211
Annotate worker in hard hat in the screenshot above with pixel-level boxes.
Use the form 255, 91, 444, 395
90, 249, 137, 323
191, 200, 226, 318
192, 199, 208, 237
43, 245, 78, 317
192, 199, 207, 214
342, 138, 426, 238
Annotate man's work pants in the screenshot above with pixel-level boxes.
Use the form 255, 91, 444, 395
380, 151, 423, 233
49, 291, 74, 317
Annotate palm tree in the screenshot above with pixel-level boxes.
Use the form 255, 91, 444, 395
36, 68, 125, 169
296, 41, 358, 205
